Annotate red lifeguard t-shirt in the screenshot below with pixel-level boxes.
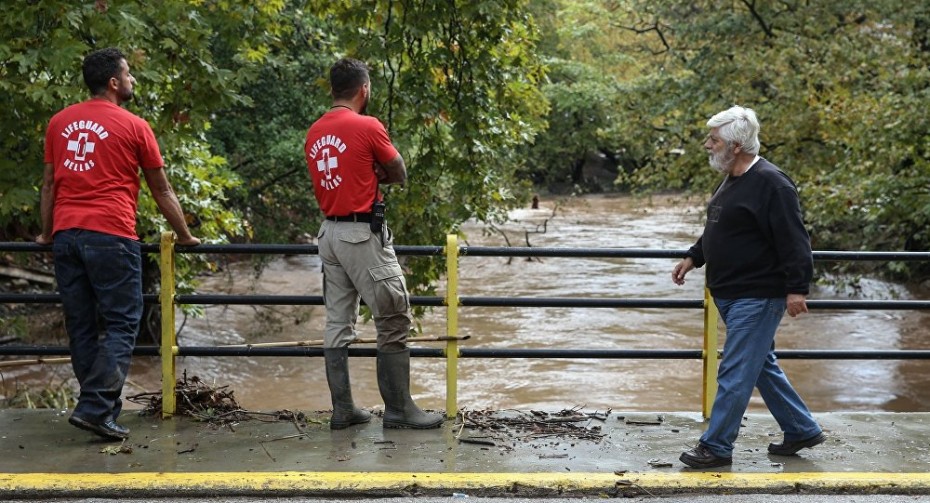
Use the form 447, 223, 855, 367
304, 108, 399, 216
44, 98, 163, 240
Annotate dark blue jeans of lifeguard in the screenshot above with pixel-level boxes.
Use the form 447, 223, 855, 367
53, 229, 142, 424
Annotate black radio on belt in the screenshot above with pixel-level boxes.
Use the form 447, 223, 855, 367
370, 200, 385, 233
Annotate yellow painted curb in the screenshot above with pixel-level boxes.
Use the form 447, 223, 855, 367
2, 471, 930, 495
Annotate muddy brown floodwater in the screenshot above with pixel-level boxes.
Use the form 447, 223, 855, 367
6, 194, 930, 414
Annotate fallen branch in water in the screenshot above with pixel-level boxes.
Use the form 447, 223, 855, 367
0, 357, 71, 369
222, 334, 470, 349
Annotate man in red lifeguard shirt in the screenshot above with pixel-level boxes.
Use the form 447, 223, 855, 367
305, 58, 442, 430
36, 47, 200, 441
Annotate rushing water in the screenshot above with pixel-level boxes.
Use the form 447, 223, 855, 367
5, 194, 929, 413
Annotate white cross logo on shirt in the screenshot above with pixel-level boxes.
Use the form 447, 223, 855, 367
316, 148, 339, 180
66, 132, 95, 161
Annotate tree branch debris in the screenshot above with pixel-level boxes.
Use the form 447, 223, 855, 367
457, 406, 609, 445
126, 371, 309, 427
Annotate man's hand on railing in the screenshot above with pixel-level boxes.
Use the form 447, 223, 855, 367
176, 235, 201, 247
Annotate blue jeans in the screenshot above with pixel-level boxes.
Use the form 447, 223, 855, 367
700, 297, 822, 457
53, 229, 142, 423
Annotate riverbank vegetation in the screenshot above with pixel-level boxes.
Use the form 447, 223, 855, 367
1, 0, 928, 295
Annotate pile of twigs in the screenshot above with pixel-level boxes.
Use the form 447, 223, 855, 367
126, 371, 305, 426
457, 405, 609, 444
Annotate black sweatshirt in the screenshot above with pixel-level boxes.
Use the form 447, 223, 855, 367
686, 158, 813, 299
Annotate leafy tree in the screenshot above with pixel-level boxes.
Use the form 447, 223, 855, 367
263, 1, 551, 300
208, 1, 550, 305
0, 1, 289, 242
206, 5, 337, 245
0, 1, 291, 338
521, 0, 640, 193
601, 0, 930, 279
2, 1, 550, 326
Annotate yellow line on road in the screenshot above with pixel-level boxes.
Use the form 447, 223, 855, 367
3, 471, 930, 495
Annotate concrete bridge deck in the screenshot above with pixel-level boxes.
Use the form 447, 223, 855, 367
1, 409, 928, 498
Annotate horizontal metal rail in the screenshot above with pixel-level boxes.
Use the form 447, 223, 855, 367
3, 241, 930, 261
3, 345, 930, 361
3, 238, 929, 418
4, 293, 928, 311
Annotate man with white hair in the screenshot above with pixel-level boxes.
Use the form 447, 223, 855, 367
671, 105, 825, 468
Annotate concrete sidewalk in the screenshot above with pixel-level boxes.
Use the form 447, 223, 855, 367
1, 409, 929, 498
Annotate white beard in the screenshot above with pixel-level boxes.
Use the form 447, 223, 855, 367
709, 148, 734, 174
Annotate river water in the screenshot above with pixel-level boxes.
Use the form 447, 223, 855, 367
7, 194, 930, 413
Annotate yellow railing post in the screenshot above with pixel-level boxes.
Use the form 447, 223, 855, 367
160, 231, 177, 418
444, 234, 460, 419
701, 286, 720, 420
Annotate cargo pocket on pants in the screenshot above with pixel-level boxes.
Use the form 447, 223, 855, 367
368, 263, 409, 316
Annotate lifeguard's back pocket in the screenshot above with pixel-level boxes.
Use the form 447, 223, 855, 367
336, 229, 371, 244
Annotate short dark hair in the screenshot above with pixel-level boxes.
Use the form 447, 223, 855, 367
329, 58, 369, 100
83, 47, 126, 95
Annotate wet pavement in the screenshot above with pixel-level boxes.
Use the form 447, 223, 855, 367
1, 409, 929, 498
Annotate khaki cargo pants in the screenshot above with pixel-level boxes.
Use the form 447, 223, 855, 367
317, 220, 412, 351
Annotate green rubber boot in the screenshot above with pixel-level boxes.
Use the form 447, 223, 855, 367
376, 349, 443, 429
324, 348, 372, 430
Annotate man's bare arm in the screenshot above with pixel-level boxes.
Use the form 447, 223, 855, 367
142, 167, 200, 246
376, 154, 406, 185
35, 163, 55, 245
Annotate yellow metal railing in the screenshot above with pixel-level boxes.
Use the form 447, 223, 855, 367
156, 232, 722, 420
160, 231, 178, 418
444, 234, 460, 419
701, 287, 720, 419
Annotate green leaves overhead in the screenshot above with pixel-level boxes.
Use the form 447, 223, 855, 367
529, 0, 929, 278
309, 1, 547, 233
615, 1, 930, 268
305, 1, 548, 297
0, 0, 292, 243
3, 0, 927, 288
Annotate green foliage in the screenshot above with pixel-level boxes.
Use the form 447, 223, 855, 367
206, 5, 336, 244
522, 0, 642, 191
208, 2, 551, 299
315, 1, 546, 224
0, 0, 298, 312
1, 1, 550, 324
7, 0, 923, 297
521, 0, 928, 279
0, 0, 288, 242
3, 382, 77, 410
595, 0, 929, 278
298, 1, 548, 296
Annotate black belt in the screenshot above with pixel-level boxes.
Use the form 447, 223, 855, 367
326, 212, 372, 223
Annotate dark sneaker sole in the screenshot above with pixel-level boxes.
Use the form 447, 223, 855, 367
679, 452, 733, 469
68, 416, 129, 441
768, 432, 826, 456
